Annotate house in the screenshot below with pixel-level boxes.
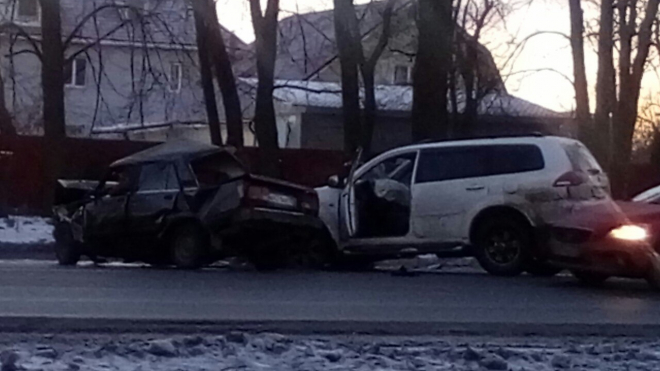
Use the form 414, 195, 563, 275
238, 0, 573, 152
0, 0, 253, 141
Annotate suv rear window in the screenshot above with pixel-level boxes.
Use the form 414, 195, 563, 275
416, 144, 544, 183
562, 142, 602, 173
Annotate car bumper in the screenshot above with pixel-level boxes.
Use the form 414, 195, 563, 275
546, 235, 656, 277
232, 207, 324, 230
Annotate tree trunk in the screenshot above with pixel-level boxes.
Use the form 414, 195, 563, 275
250, 0, 281, 177
334, 0, 362, 156
592, 0, 616, 165
358, 0, 395, 156
192, 0, 222, 145
612, 0, 660, 197
0, 68, 16, 136
411, 0, 452, 142
568, 0, 590, 144
39, 0, 66, 210
361, 65, 376, 154
207, 0, 244, 148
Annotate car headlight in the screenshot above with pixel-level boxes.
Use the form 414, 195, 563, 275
608, 225, 649, 241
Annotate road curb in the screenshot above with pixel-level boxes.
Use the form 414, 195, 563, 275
0, 243, 52, 260
0, 317, 659, 337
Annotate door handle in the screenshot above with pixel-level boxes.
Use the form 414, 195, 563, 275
465, 185, 485, 191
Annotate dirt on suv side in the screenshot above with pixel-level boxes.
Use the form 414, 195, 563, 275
315, 135, 610, 276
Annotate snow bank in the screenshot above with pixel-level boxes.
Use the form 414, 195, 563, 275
0, 333, 659, 371
0, 216, 54, 245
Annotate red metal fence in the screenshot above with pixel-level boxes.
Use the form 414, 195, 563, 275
0, 136, 344, 215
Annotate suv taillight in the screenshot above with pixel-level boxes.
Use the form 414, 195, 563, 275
553, 171, 586, 187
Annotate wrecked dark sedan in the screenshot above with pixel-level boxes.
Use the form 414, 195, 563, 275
545, 200, 660, 288
52, 140, 329, 270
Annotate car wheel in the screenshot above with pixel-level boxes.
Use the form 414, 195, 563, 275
644, 251, 660, 290
249, 248, 283, 271
169, 223, 208, 269
54, 223, 81, 266
525, 259, 563, 277
571, 270, 609, 286
474, 218, 531, 276
331, 256, 375, 272
285, 231, 336, 270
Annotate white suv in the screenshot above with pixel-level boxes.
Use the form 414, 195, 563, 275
315, 135, 610, 276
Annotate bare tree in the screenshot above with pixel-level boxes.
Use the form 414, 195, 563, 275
411, 0, 453, 141
334, 0, 362, 156
205, 0, 244, 148
250, 0, 281, 176
192, 0, 222, 145
358, 0, 396, 155
567, 0, 660, 196
568, 0, 590, 144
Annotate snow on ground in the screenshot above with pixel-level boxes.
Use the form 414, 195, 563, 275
0, 216, 54, 245
0, 333, 659, 371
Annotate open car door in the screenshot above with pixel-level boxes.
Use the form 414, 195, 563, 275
339, 148, 364, 239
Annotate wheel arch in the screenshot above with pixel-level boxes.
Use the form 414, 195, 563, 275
468, 205, 535, 245
159, 215, 209, 242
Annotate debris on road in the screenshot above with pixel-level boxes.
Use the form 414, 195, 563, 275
0, 333, 658, 371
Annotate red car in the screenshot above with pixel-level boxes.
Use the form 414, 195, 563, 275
545, 200, 660, 288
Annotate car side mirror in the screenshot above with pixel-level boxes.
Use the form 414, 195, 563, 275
328, 175, 343, 188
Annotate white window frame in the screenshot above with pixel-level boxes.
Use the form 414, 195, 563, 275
393, 65, 412, 85
168, 62, 182, 93
65, 57, 87, 88
13, 0, 41, 25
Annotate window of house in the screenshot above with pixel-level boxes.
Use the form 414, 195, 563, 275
394, 65, 411, 85
16, 0, 39, 22
168, 63, 182, 93
64, 58, 87, 87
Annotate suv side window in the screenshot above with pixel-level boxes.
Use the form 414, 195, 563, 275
416, 145, 544, 183
359, 152, 417, 186
416, 147, 489, 183
137, 163, 179, 192
489, 145, 544, 175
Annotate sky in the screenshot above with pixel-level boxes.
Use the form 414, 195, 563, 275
214, 0, 587, 113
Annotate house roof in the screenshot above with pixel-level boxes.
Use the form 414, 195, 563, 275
242, 78, 567, 119
272, 1, 503, 91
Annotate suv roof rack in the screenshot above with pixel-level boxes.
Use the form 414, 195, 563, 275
415, 132, 546, 145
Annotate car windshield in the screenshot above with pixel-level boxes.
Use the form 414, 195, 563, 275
8, 0, 660, 368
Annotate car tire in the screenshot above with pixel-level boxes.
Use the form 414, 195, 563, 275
331, 256, 375, 272
249, 248, 283, 271
571, 270, 609, 286
284, 231, 336, 270
54, 223, 81, 266
525, 259, 563, 277
169, 223, 208, 270
473, 217, 531, 277
644, 251, 660, 290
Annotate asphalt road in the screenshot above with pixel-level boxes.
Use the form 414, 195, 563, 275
1, 261, 660, 335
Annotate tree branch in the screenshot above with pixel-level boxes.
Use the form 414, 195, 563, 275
0, 22, 43, 59
63, 3, 135, 48
365, 0, 396, 69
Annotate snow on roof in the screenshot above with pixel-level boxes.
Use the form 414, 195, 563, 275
241, 78, 566, 119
